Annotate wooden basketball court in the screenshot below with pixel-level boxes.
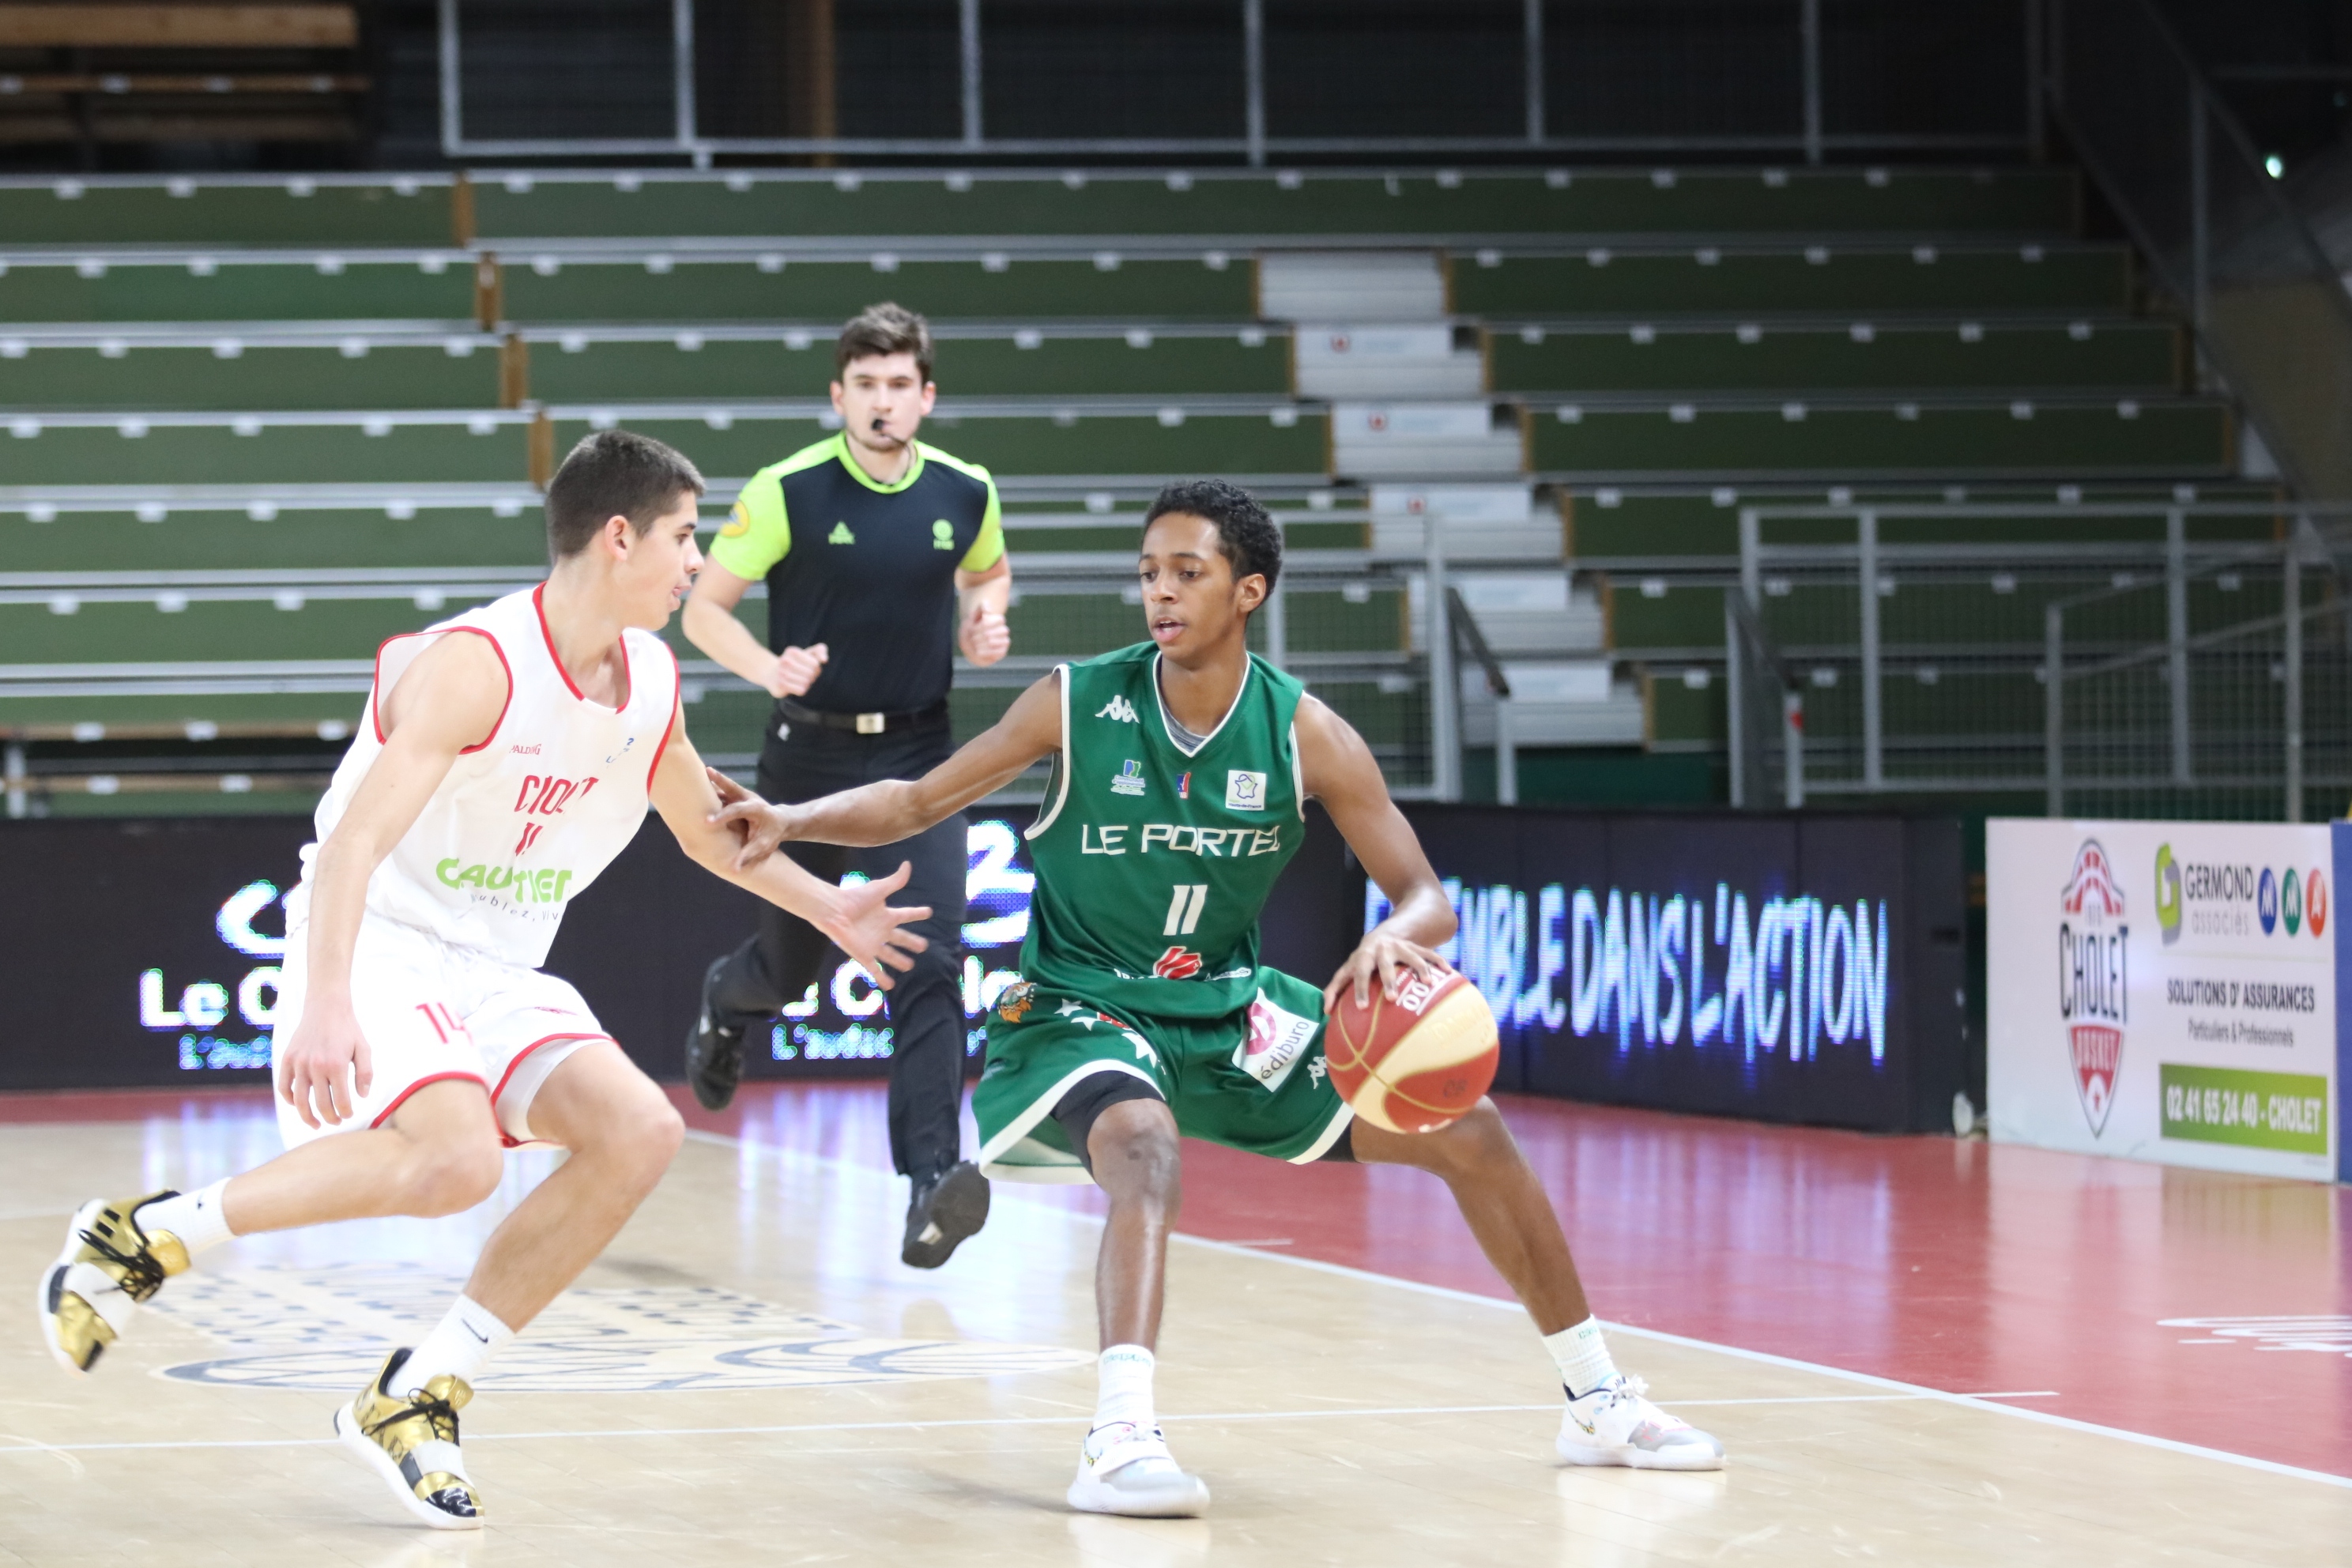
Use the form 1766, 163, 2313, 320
0, 1084, 2343, 1566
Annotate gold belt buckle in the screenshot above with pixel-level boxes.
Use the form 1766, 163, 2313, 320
854, 711, 886, 734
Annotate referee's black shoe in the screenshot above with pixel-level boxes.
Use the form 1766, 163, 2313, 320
685, 958, 748, 1112
903, 1163, 990, 1269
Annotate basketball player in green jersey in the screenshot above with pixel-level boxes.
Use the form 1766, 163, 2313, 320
704, 479, 1724, 1515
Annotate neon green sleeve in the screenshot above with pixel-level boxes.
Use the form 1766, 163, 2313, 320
959, 476, 1005, 574
709, 472, 790, 580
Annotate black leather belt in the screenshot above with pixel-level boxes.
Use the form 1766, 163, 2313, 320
778, 698, 950, 737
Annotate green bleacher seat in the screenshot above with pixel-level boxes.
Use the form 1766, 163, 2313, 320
0, 505, 545, 571
1451, 245, 2129, 317
0, 338, 502, 412
527, 330, 1291, 403
560, 409, 1329, 482
1564, 484, 2286, 559
0, 416, 531, 484
1527, 399, 2231, 480
0, 176, 451, 247
471, 168, 2079, 242
1489, 321, 2180, 396
0, 329, 1291, 413
0, 256, 474, 324
502, 256, 1256, 323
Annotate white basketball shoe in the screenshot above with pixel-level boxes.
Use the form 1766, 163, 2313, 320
1067, 1422, 1212, 1517
1556, 1374, 1725, 1470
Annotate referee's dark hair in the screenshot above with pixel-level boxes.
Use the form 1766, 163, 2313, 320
1146, 478, 1282, 593
836, 301, 935, 383
545, 428, 707, 561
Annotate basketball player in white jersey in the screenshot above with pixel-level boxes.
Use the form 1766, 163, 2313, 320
37, 431, 929, 1531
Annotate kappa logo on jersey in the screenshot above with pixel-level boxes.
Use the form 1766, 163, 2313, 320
1095, 695, 1140, 724
827, 521, 856, 545
1225, 770, 1268, 811
1110, 759, 1147, 797
1152, 945, 1203, 979
931, 518, 957, 551
1234, 989, 1318, 1091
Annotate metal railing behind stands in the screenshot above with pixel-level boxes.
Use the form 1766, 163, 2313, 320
439, 0, 2036, 167
1726, 499, 2352, 820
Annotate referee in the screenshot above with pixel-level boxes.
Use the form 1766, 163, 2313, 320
683, 303, 1010, 1268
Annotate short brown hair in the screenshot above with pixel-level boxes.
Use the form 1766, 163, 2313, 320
835, 302, 933, 382
545, 428, 705, 560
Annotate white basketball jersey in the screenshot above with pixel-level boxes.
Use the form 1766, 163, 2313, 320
291, 585, 680, 967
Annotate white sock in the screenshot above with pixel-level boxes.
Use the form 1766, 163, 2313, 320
1094, 1344, 1156, 1431
1546, 1317, 1620, 1400
400, 1295, 515, 1393
138, 1180, 235, 1260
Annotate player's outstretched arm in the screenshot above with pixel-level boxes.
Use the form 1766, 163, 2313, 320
649, 713, 931, 987
283, 631, 509, 1129
705, 668, 1065, 865
1294, 694, 1461, 1014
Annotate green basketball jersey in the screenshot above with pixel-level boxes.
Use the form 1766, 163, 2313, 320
1020, 642, 1306, 1020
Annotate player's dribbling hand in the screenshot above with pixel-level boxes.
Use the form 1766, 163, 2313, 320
959, 603, 1011, 666
1322, 931, 1454, 1016
820, 860, 931, 989
706, 767, 793, 869
275, 993, 375, 1130
766, 642, 828, 699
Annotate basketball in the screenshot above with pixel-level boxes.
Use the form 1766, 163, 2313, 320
1325, 970, 1500, 1133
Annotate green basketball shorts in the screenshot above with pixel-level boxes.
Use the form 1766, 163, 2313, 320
973, 967, 1353, 1182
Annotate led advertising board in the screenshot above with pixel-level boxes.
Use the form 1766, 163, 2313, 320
1986, 819, 2340, 1182
1377, 808, 1968, 1133
0, 805, 1358, 1092
0, 806, 1958, 1133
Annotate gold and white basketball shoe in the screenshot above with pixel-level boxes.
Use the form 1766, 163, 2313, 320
1557, 1374, 1726, 1470
39, 1192, 192, 1374
334, 1349, 485, 1530
1067, 1421, 1212, 1517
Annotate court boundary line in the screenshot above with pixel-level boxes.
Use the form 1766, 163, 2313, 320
0, 1392, 2071, 1457
1167, 1234, 2352, 1493
683, 1127, 2352, 1491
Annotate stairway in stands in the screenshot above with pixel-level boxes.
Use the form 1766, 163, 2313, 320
0, 164, 2257, 812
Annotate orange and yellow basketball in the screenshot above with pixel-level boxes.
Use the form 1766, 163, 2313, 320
1326, 970, 1498, 1133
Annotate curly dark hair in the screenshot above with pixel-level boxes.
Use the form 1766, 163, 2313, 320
1143, 478, 1281, 592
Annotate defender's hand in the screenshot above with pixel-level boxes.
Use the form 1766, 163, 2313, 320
820, 861, 932, 989
706, 767, 793, 870
276, 993, 375, 1130
959, 604, 1010, 666
765, 642, 829, 699
1322, 932, 1453, 1016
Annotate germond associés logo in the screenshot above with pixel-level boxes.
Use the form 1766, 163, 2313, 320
2059, 840, 2127, 1136
2154, 841, 2329, 944
1366, 878, 1892, 1065
141, 880, 285, 1071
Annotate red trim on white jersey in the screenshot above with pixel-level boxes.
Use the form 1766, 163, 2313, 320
368, 625, 514, 755
646, 643, 682, 790
533, 582, 635, 710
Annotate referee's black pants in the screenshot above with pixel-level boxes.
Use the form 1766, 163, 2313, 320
706, 710, 970, 1186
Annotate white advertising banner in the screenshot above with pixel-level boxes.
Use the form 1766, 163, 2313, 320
1987, 819, 2339, 1181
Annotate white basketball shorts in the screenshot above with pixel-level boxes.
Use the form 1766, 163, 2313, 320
273, 914, 610, 1151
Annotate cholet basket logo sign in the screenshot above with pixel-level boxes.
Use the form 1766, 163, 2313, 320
2058, 839, 2128, 1136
